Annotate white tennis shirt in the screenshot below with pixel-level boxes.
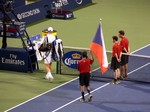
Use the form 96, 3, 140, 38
41, 33, 56, 44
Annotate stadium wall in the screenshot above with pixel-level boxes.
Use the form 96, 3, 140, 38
11, 0, 92, 24
13, 0, 25, 8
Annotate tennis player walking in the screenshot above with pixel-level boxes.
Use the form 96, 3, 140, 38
78, 51, 94, 102
118, 30, 130, 79
40, 27, 56, 81
111, 36, 122, 84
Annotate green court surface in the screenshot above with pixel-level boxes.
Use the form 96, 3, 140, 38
0, 0, 150, 111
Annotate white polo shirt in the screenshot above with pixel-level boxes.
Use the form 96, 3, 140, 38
41, 33, 56, 44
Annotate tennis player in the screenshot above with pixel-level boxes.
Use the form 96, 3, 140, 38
78, 51, 94, 102
111, 36, 122, 84
118, 30, 130, 79
40, 27, 56, 81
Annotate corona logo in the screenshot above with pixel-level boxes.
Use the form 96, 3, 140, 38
62, 51, 82, 69
75, 0, 83, 4
72, 53, 81, 59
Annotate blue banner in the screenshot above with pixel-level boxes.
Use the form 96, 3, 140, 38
12, 0, 92, 24
48, 0, 92, 10
0, 48, 36, 72
13, 0, 25, 8
62, 51, 82, 69
13, 2, 46, 24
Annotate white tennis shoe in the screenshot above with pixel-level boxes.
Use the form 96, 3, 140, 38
45, 72, 54, 81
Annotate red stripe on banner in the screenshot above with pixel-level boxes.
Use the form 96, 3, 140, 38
90, 42, 108, 74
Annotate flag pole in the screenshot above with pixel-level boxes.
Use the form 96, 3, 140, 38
90, 18, 108, 74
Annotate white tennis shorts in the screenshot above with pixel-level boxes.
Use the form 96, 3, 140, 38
44, 52, 53, 64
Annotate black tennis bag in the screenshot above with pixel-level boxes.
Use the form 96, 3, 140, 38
38, 37, 52, 52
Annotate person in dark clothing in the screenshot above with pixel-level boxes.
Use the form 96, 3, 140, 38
78, 51, 94, 102
111, 36, 122, 84
118, 30, 130, 79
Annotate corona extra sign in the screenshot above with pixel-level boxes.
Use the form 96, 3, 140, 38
62, 51, 82, 69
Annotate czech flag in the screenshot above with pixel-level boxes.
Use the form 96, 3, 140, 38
90, 22, 108, 74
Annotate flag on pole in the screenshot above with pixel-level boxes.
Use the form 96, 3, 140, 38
90, 20, 108, 74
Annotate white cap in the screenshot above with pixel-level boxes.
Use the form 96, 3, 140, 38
48, 27, 53, 32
